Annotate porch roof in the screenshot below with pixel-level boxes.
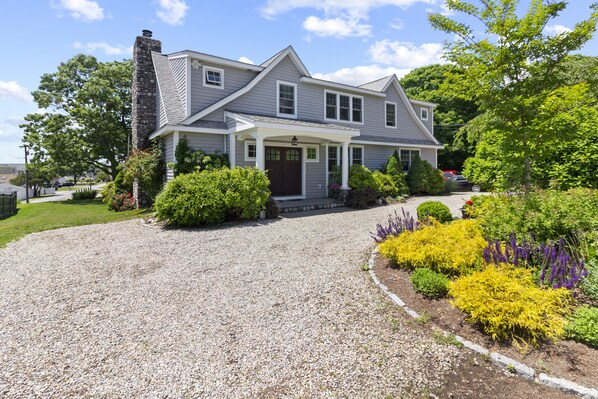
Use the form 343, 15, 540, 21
229, 112, 360, 132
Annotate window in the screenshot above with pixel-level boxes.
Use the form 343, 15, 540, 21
386, 102, 397, 128
203, 66, 223, 89
286, 149, 300, 161
327, 145, 340, 176
245, 142, 256, 161
400, 149, 420, 171
351, 146, 363, 165
266, 148, 281, 161
277, 81, 297, 118
324, 91, 364, 124
420, 107, 429, 121
306, 146, 319, 162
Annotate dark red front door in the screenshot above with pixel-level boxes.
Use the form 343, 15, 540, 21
265, 147, 302, 196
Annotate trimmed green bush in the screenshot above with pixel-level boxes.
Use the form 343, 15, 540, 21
565, 305, 598, 348
411, 268, 449, 299
406, 154, 429, 194
71, 190, 97, 200
582, 259, 598, 303
417, 201, 453, 223
386, 151, 409, 195
372, 171, 399, 198
428, 168, 446, 195
155, 167, 270, 226
346, 187, 379, 209
348, 164, 376, 190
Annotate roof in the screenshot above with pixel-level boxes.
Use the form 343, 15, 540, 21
358, 76, 394, 92
354, 135, 442, 147
188, 120, 228, 129
152, 52, 186, 124
230, 112, 359, 132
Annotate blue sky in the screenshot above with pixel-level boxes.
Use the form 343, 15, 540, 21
1, 0, 597, 163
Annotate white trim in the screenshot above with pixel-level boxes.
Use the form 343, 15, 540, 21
244, 141, 257, 162
420, 107, 429, 121
276, 80, 297, 119
202, 65, 224, 89
410, 98, 438, 108
229, 133, 236, 167
168, 51, 264, 72
301, 76, 386, 97
185, 56, 192, 116
149, 125, 229, 140
349, 145, 364, 166
183, 47, 309, 125
385, 101, 397, 129
172, 131, 180, 165
351, 140, 444, 149
305, 145, 319, 163
323, 90, 364, 125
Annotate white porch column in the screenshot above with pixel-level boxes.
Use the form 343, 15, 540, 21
172, 131, 179, 164
229, 134, 236, 167
255, 134, 265, 170
341, 140, 350, 189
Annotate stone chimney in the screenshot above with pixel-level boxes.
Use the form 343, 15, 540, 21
132, 29, 161, 150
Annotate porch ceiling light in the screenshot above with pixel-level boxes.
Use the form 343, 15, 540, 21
291, 136, 298, 146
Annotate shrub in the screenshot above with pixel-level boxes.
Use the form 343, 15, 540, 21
348, 164, 376, 191
372, 171, 399, 198
71, 190, 97, 200
265, 197, 279, 219
581, 259, 598, 302
109, 192, 136, 212
155, 167, 270, 226
345, 187, 379, 209
122, 145, 164, 200
417, 201, 453, 223
564, 305, 598, 348
463, 194, 494, 218
379, 219, 487, 275
171, 137, 230, 176
370, 208, 419, 243
449, 265, 573, 347
427, 168, 446, 195
101, 182, 116, 205
386, 152, 409, 195
411, 268, 449, 299
406, 154, 429, 194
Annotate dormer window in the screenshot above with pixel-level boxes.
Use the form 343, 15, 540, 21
420, 107, 429, 121
324, 90, 363, 124
203, 66, 224, 89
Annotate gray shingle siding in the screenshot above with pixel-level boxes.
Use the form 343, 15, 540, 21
305, 145, 326, 198
190, 63, 257, 115
183, 132, 226, 154
363, 144, 437, 171
169, 57, 188, 115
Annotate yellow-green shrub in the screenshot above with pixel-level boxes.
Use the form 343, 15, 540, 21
378, 219, 486, 275
449, 265, 573, 347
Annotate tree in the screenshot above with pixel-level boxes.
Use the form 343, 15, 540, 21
21, 55, 132, 180
429, 0, 598, 190
385, 151, 409, 195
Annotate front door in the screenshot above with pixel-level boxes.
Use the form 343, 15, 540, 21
265, 146, 302, 196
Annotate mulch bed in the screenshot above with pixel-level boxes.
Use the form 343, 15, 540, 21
374, 254, 598, 390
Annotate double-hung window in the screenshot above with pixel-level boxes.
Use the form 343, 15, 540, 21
386, 102, 397, 127
325, 91, 363, 124
351, 146, 363, 165
203, 66, 223, 89
400, 149, 420, 171
277, 81, 297, 118
420, 107, 429, 120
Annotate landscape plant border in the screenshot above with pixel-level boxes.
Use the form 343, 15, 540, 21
367, 247, 598, 399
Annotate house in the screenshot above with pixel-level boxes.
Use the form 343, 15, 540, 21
132, 30, 443, 200
0, 164, 26, 184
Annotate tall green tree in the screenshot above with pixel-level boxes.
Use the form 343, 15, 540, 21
429, 0, 598, 190
21, 54, 132, 180
400, 64, 479, 170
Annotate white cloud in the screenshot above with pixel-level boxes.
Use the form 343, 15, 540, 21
73, 41, 132, 56
0, 81, 33, 103
369, 39, 444, 68
313, 65, 411, 86
303, 15, 371, 37
52, 0, 104, 22
157, 0, 189, 25
0, 120, 24, 143
390, 18, 404, 30
5, 116, 25, 127
238, 56, 255, 64
545, 24, 572, 36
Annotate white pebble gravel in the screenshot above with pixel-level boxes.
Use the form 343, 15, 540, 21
0, 194, 471, 398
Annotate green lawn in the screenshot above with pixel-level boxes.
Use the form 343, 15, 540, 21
0, 199, 149, 248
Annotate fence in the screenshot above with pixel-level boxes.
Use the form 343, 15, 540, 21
0, 192, 17, 219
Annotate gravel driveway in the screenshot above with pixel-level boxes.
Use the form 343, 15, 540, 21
0, 194, 472, 397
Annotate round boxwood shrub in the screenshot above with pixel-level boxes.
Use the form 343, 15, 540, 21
417, 201, 453, 223
71, 190, 97, 200
410, 268, 449, 299
348, 164, 376, 190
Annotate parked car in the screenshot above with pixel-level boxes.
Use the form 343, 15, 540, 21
442, 170, 459, 180
447, 175, 481, 192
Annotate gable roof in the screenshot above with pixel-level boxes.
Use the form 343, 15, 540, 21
358, 75, 393, 92
152, 52, 186, 124
182, 46, 311, 126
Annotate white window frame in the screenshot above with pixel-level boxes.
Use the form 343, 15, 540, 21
385, 101, 397, 128
305, 145, 319, 163
399, 148, 421, 171
276, 80, 297, 119
244, 141, 256, 162
350, 145, 364, 166
323, 90, 364, 125
420, 107, 429, 121
203, 65, 224, 89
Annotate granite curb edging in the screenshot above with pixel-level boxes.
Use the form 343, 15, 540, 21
367, 247, 598, 399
